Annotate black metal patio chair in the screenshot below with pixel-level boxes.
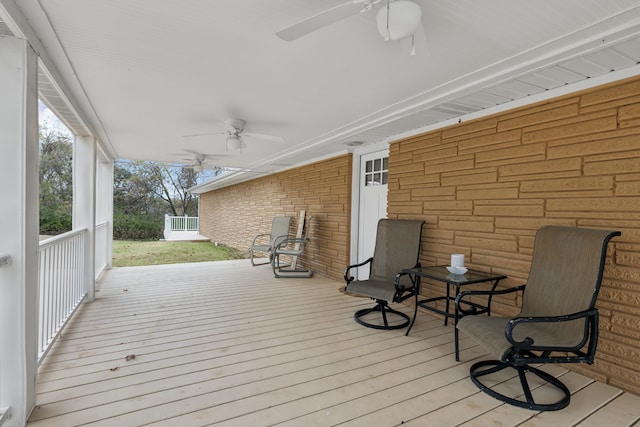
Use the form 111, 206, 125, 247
456, 225, 620, 411
344, 218, 424, 330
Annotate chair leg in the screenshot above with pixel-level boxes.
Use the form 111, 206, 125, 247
251, 250, 272, 266
354, 301, 410, 330
272, 253, 309, 278
469, 360, 571, 411
405, 293, 419, 337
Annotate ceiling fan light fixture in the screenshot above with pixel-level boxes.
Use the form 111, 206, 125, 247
192, 163, 203, 172
227, 134, 244, 151
376, 1, 422, 42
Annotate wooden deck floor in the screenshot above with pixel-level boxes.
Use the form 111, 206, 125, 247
28, 260, 640, 426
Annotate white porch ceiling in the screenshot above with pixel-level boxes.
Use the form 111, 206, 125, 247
2, 0, 640, 186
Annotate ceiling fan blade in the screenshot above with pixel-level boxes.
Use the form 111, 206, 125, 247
243, 132, 284, 143
276, 1, 364, 41
182, 131, 225, 138
173, 150, 233, 164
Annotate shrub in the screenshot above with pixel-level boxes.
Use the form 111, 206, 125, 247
40, 206, 72, 235
113, 212, 163, 240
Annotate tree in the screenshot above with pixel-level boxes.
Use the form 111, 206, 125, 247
113, 160, 221, 239
137, 161, 198, 216
114, 162, 163, 215
39, 124, 73, 234
115, 161, 219, 216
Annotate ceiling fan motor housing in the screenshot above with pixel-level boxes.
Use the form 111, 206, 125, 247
376, 1, 422, 41
224, 118, 246, 134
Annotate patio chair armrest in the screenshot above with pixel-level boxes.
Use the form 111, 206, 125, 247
505, 308, 599, 351
274, 237, 309, 257
275, 236, 308, 248
273, 234, 293, 247
393, 268, 420, 302
251, 233, 271, 246
344, 257, 373, 284
455, 284, 526, 316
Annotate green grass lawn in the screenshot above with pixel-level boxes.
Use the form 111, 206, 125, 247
112, 240, 246, 267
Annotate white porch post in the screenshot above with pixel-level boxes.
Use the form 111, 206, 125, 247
96, 159, 114, 270
0, 37, 39, 427
73, 136, 96, 301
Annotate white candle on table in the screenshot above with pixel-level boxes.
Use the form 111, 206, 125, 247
451, 254, 465, 267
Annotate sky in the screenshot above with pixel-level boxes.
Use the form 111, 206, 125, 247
39, 101, 72, 136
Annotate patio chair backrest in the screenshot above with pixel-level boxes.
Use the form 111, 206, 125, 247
519, 225, 619, 345
269, 216, 292, 246
369, 219, 424, 282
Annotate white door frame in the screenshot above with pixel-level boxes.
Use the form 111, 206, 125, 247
349, 142, 390, 280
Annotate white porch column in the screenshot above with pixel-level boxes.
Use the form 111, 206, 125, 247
73, 136, 96, 301
0, 37, 39, 427
96, 159, 114, 270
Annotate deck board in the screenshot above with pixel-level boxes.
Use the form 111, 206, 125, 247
576, 393, 640, 426
28, 260, 640, 426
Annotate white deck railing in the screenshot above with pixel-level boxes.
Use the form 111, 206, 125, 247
95, 221, 110, 278
167, 215, 199, 232
164, 215, 200, 240
37, 229, 88, 363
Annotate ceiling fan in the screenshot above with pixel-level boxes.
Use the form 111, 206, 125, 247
183, 118, 284, 152
190, 153, 207, 172
177, 151, 222, 172
276, 0, 423, 52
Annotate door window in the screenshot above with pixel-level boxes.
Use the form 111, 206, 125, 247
364, 156, 388, 186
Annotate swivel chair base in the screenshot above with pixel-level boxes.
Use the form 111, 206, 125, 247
354, 301, 410, 330
469, 359, 571, 411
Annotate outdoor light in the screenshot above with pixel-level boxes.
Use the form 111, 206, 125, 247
226, 134, 244, 151
345, 140, 365, 147
376, 0, 422, 41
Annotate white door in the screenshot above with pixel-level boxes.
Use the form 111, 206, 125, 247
356, 150, 389, 279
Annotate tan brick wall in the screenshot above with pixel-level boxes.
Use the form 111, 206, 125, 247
199, 154, 352, 280
388, 75, 640, 394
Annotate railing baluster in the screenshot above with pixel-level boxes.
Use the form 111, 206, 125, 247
61, 238, 67, 327
52, 245, 58, 343
65, 237, 72, 318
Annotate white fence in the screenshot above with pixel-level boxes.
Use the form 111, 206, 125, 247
37, 229, 88, 363
164, 215, 200, 240
166, 215, 199, 232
